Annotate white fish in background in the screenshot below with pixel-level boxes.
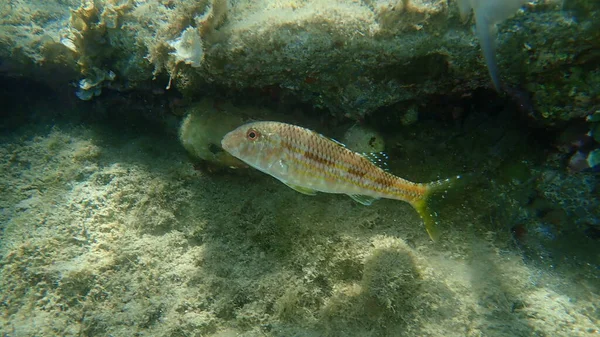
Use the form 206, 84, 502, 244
457, 0, 528, 91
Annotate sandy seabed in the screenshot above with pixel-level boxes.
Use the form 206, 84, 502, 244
0, 115, 598, 337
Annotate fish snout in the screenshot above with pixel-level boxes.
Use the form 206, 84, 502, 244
221, 128, 247, 157
221, 131, 236, 154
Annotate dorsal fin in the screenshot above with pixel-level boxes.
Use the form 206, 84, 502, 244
329, 137, 347, 148
361, 152, 389, 171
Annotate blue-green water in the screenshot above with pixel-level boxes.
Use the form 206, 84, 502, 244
1, 0, 599, 336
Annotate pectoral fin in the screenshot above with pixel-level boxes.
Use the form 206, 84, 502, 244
284, 183, 318, 195
349, 194, 379, 206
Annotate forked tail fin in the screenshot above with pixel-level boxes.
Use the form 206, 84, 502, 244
411, 175, 462, 241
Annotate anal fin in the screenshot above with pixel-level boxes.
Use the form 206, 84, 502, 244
284, 182, 318, 196
349, 194, 379, 205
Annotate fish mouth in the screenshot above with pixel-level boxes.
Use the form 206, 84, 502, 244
220, 132, 233, 153
221, 130, 239, 155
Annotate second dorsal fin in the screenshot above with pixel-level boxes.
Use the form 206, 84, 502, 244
361, 152, 389, 171
329, 137, 347, 148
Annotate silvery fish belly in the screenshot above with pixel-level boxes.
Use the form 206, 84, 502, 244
221, 121, 458, 241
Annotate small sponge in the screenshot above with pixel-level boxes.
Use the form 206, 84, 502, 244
169, 27, 204, 68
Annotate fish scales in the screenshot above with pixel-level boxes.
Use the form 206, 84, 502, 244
221, 121, 459, 240
268, 122, 425, 202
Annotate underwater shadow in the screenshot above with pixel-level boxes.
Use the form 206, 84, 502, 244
184, 171, 334, 330
467, 241, 537, 337
185, 169, 460, 335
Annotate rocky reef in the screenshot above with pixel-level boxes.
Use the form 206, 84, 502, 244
1, 0, 599, 125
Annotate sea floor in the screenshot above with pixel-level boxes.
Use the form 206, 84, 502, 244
0, 101, 599, 336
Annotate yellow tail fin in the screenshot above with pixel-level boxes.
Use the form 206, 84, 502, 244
411, 175, 462, 241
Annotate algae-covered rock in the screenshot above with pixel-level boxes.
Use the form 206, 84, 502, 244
1, 0, 599, 125
360, 237, 422, 313
0, 0, 226, 95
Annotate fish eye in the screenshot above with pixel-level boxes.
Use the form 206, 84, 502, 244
246, 128, 260, 140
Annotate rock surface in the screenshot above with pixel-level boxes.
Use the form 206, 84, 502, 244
1, 0, 599, 123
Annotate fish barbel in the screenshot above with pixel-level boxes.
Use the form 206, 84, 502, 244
221, 121, 459, 240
